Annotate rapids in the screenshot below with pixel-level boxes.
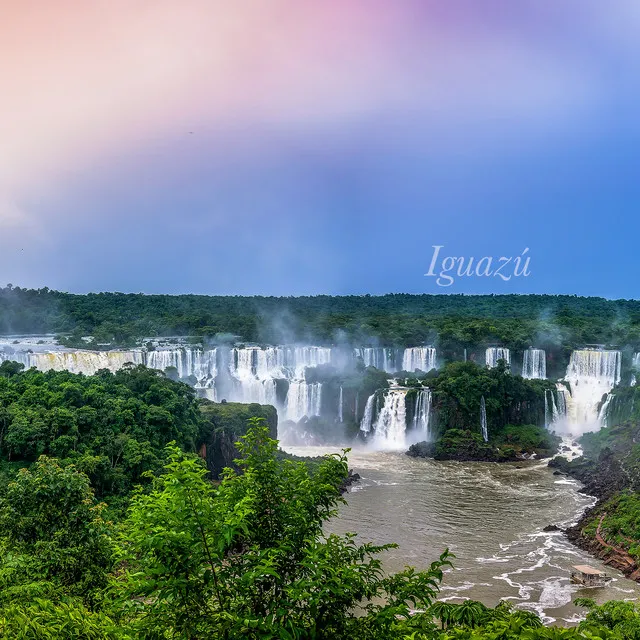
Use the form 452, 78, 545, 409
284, 442, 640, 625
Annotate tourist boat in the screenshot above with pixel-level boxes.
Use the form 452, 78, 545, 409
570, 565, 612, 587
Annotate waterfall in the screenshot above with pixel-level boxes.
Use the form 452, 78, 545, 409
146, 348, 218, 389
544, 390, 549, 428
412, 388, 432, 440
556, 386, 567, 416
632, 353, 640, 386
285, 381, 322, 422
338, 386, 343, 423
354, 347, 398, 373
373, 389, 408, 450
0, 349, 145, 375
598, 394, 614, 427
486, 347, 510, 369
544, 389, 560, 428
522, 348, 546, 379
224, 346, 331, 420
480, 396, 488, 442
402, 347, 437, 372
562, 349, 621, 432
360, 394, 375, 433
550, 390, 559, 423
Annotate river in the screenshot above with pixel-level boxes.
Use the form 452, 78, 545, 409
283, 443, 640, 625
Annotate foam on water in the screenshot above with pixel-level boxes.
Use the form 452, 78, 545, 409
281, 445, 640, 626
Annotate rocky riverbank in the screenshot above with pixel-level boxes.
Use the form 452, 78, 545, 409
549, 448, 640, 582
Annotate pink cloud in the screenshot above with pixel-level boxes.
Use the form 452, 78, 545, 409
0, 0, 609, 218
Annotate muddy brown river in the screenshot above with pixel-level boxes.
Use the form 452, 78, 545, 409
284, 441, 640, 625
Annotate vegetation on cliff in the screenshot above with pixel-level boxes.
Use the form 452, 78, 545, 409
409, 424, 559, 462
551, 417, 640, 583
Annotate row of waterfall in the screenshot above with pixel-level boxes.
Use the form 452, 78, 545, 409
359, 387, 432, 450
353, 347, 437, 373
0, 338, 631, 442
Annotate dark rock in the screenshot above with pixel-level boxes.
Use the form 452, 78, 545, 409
543, 525, 561, 532
340, 470, 361, 494
407, 441, 435, 458
553, 470, 563, 476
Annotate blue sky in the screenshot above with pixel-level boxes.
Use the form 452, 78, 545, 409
1, 1, 639, 298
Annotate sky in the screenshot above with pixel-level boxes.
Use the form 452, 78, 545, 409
1, 0, 639, 298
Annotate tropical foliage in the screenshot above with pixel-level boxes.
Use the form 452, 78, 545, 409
0, 416, 637, 638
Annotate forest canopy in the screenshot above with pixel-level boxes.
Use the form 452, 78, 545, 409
2, 286, 640, 352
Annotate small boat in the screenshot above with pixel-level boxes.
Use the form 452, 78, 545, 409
571, 565, 612, 587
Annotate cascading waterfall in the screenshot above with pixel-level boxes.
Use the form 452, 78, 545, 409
556, 387, 567, 417
354, 347, 398, 373
522, 348, 546, 379
285, 381, 322, 422
598, 394, 614, 427
373, 388, 408, 450
412, 388, 432, 440
402, 347, 437, 372
0, 349, 145, 375
146, 348, 218, 391
480, 396, 488, 442
632, 353, 640, 386
562, 349, 621, 432
544, 389, 560, 428
551, 391, 559, 423
486, 347, 510, 369
338, 386, 343, 423
544, 391, 549, 428
360, 394, 375, 434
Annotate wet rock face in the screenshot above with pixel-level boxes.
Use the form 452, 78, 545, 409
580, 449, 629, 501
548, 448, 629, 501
198, 401, 278, 478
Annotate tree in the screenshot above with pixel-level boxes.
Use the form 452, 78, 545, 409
0, 457, 114, 601
120, 418, 452, 639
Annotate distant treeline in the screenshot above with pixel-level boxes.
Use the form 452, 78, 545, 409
2, 285, 640, 352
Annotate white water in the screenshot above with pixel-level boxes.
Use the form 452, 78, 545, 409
480, 396, 488, 441
523, 349, 546, 379
486, 347, 510, 368
360, 394, 376, 434
373, 388, 408, 450
561, 349, 621, 434
413, 388, 432, 440
402, 347, 437, 373
354, 347, 439, 374
354, 348, 398, 373
632, 353, 640, 386
338, 386, 343, 423
282, 445, 640, 625
285, 381, 322, 422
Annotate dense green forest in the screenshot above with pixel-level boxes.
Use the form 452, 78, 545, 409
2, 286, 640, 355
0, 418, 637, 638
0, 363, 639, 636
